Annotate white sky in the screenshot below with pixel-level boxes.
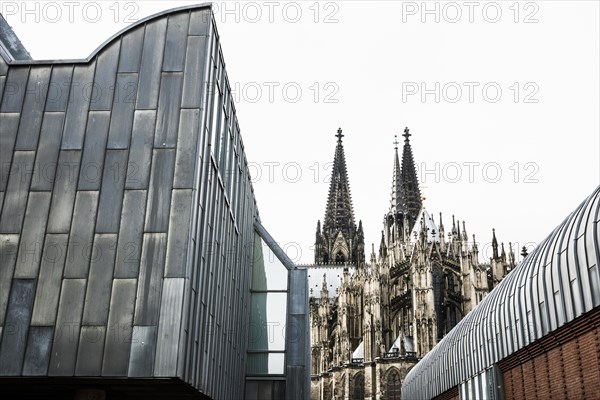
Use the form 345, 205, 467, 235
4, 1, 599, 265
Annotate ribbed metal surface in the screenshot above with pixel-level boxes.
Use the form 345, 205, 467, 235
0, 4, 259, 399
402, 185, 600, 399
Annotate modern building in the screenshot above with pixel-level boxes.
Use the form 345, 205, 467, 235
308, 128, 513, 399
0, 4, 309, 400
402, 184, 600, 400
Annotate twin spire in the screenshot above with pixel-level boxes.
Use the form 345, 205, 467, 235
323, 128, 356, 233
315, 128, 364, 264
315, 127, 421, 264
390, 127, 422, 225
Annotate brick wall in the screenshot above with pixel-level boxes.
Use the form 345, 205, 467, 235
498, 307, 600, 400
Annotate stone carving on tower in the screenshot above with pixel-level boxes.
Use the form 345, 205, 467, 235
308, 127, 515, 400
315, 128, 365, 265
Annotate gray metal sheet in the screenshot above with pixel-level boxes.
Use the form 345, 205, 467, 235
45, 65, 73, 112
89, 41, 121, 111
0, 234, 19, 325
107, 73, 138, 149
0, 76, 5, 102
46, 150, 81, 233
285, 314, 306, 366
182, 36, 208, 108
0, 151, 35, 233
118, 25, 144, 73
0, 112, 20, 191
78, 111, 110, 190
125, 110, 155, 189
153, 277, 185, 376
144, 149, 175, 232
173, 108, 200, 189
22, 326, 54, 376
102, 278, 136, 376
0, 55, 7, 74
0, 67, 29, 112
114, 190, 146, 277
75, 326, 106, 376
31, 234, 68, 325
82, 234, 117, 325
154, 72, 183, 148
63, 191, 99, 278
96, 149, 128, 233
15, 67, 51, 150
128, 325, 157, 377
288, 268, 307, 315
163, 13, 190, 72
61, 62, 96, 149
188, 9, 211, 36
165, 189, 192, 277
30, 112, 65, 191
0, 279, 35, 375
48, 278, 86, 376
14, 191, 51, 278
135, 18, 167, 110
134, 233, 167, 325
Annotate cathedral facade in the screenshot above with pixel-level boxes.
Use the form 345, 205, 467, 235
309, 128, 514, 400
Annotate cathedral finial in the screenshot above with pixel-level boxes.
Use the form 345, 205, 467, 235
394, 134, 399, 150
492, 228, 499, 259
336, 127, 344, 142
403, 127, 411, 141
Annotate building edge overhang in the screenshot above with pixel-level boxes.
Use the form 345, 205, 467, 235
0, 2, 214, 65
0, 14, 32, 61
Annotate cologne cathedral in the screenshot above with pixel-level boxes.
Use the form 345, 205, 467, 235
308, 128, 515, 399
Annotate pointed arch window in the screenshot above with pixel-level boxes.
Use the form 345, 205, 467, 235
386, 368, 402, 400
352, 373, 365, 400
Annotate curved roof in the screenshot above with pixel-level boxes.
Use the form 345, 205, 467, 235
402, 185, 600, 399
2, 3, 213, 65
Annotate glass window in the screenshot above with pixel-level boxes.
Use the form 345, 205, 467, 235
248, 293, 287, 351
385, 369, 402, 400
352, 373, 365, 400
246, 353, 285, 375
245, 380, 286, 400
251, 235, 288, 292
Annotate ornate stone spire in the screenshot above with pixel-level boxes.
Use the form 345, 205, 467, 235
400, 127, 422, 225
315, 128, 364, 264
492, 228, 499, 259
323, 128, 355, 232
390, 134, 405, 215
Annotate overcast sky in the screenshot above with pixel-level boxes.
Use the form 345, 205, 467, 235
5, 1, 599, 265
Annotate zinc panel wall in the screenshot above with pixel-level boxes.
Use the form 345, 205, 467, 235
0, 5, 257, 398
403, 185, 600, 399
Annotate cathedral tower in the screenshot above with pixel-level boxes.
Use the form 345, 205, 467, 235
315, 128, 365, 264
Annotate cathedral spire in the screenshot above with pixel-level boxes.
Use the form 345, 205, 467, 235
315, 128, 364, 264
492, 228, 499, 259
390, 134, 405, 215
323, 128, 355, 230
400, 127, 422, 224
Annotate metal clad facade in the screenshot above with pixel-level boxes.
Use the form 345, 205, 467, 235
0, 5, 260, 398
402, 185, 600, 399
